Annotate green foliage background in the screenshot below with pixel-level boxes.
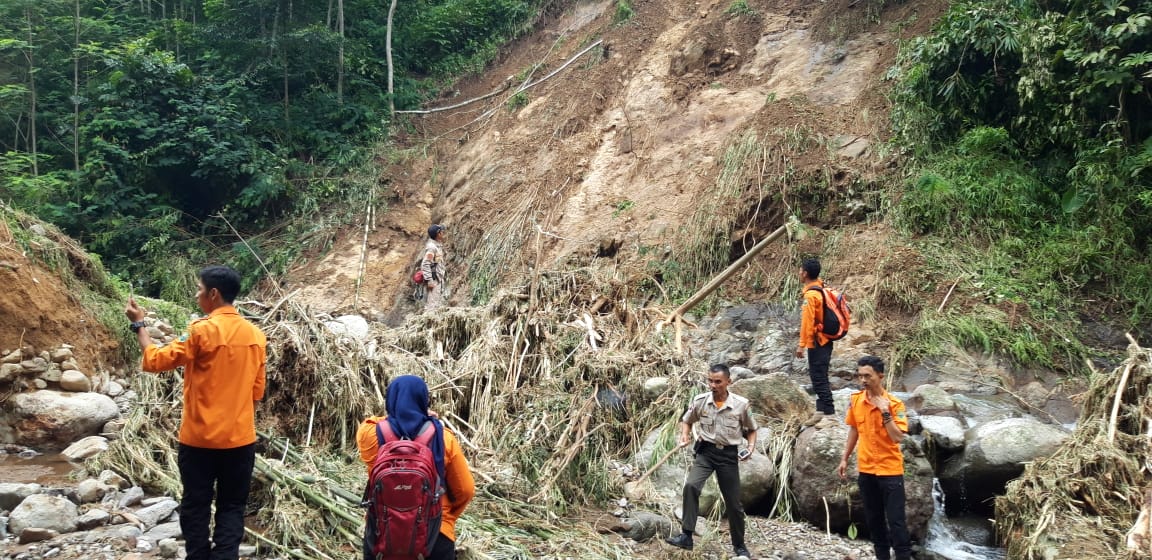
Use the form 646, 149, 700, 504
0, 0, 555, 295
889, 0, 1152, 365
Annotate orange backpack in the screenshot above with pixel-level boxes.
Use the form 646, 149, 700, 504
807, 285, 851, 341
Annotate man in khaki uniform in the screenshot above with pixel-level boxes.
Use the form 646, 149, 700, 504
665, 363, 757, 558
421, 224, 447, 311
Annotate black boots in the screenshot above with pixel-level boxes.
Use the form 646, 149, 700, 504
664, 532, 694, 550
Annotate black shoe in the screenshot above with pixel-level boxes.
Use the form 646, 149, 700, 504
734, 545, 752, 558
665, 533, 693, 550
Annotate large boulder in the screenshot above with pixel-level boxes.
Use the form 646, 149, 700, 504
699, 451, 775, 517
939, 417, 1069, 514
2, 390, 119, 447
909, 384, 957, 415
9, 494, 79, 534
919, 416, 966, 451
790, 423, 934, 541
731, 374, 810, 420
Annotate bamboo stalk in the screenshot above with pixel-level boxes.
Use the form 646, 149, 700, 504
1108, 362, 1134, 445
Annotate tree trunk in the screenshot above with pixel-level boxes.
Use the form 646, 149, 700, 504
26, 7, 38, 176
73, 0, 80, 174
336, 0, 344, 105
386, 0, 397, 116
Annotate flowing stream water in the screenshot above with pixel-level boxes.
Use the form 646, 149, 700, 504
0, 450, 76, 486
923, 479, 1007, 560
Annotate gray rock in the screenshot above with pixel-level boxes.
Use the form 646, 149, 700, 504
940, 418, 1069, 513
76, 508, 110, 530
0, 362, 22, 381
6, 391, 120, 447
9, 494, 78, 534
158, 538, 181, 558
49, 347, 74, 364
324, 315, 370, 340
76, 479, 113, 504
32, 378, 47, 389
0, 483, 42, 510
62, 436, 109, 461
134, 499, 178, 529
919, 416, 966, 451
0, 515, 6, 540
40, 365, 62, 383
728, 366, 755, 381
700, 451, 775, 516
118, 486, 145, 508
104, 381, 125, 397
642, 377, 670, 399
59, 358, 79, 372
910, 384, 956, 414
143, 521, 182, 541
731, 373, 810, 420
20, 357, 49, 374
2, 349, 22, 364
18, 527, 59, 544
140, 496, 171, 507
98, 470, 129, 489
609, 510, 676, 542
59, 370, 92, 392
239, 544, 258, 557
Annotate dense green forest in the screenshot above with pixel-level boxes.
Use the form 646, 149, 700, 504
0, 0, 551, 298
890, 0, 1152, 346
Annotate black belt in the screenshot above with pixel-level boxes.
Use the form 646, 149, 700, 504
697, 440, 737, 451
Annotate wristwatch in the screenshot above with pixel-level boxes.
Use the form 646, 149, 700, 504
129, 321, 147, 333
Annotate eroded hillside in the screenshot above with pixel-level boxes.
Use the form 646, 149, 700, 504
284, 0, 948, 324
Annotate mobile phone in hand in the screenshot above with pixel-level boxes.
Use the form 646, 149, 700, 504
738, 448, 751, 460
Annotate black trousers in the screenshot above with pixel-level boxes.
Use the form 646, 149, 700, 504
680, 444, 745, 548
177, 443, 256, 560
858, 473, 912, 560
807, 341, 835, 414
362, 531, 455, 560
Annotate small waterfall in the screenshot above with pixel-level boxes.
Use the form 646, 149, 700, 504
923, 479, 1006, 560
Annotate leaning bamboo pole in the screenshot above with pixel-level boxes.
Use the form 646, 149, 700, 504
658, 223, 791, 352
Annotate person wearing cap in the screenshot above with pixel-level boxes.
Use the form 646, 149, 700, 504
838, 355, 912, 560
422, 224, 448, 310
665, 363, 757, 558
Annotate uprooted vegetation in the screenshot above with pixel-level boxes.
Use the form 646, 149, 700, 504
997, 336, 1152, 559
92, 266, 812, 558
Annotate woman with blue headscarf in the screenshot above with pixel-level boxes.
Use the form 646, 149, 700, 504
357, 375, 475, 559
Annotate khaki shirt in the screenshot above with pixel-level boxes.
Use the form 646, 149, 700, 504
421, 239, 445, 283
681, 392, 758, 446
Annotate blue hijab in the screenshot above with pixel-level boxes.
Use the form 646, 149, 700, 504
383, 375, 446, 483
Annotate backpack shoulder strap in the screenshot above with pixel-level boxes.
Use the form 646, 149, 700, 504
376, 421, 398, 446
412, 420, 437, 447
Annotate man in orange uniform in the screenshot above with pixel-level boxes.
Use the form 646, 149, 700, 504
838, 356, 911, 560
796, 258, 835, 426
356, 375, 475, 560
125, 265, 266, 560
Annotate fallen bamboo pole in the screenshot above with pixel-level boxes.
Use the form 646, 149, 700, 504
657, 223, 791, 352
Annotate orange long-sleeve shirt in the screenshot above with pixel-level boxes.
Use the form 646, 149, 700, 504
142, 306, 267, 449
799, 280, 831, 349
356, 416, 476, 542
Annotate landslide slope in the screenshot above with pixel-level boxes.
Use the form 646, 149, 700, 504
286, 0, 947, 327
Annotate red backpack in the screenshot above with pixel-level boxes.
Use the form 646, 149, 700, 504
807, 284, 851, 341
365, 421, 443, 560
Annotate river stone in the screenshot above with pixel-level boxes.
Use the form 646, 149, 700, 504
239, 545, 258, 557
99, 470, 129, 489
700, 451, 775, 517
76, 479, 114, 504
0, 482, 42, 510
49, 347, 74, 363
104, 381, 125, 397
919, 416, 966, 451
9, 494, 78, 534
143, 521, 183, 541
76, 508, 111, 529
939, 417, 1069, 514
18, 527, 59, 543
729, 366, 755, 381
158, 538, 180, 558
62, 436, 109, 460
0, 362, 22, 381
609, 510, 676, 542
2, 349, 22, 364
910, 384, 956, 415
731, 373, 810, 420
642, 377, 670, 398
324, 314, 370, 340
5, 390, 120, 447
21, 358, 49, 374
118, 486, 145, 508
59, 358, 79, 372
134, 499, 178, 529
59, 370, 92, 392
